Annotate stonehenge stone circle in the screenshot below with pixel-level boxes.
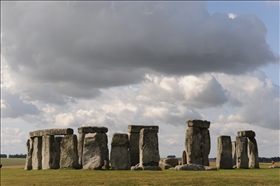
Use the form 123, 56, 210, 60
216, 136, 233, 169
110, 133, 130, 170
128, 125, 159, 166
139, 128, 160, 168
185, 120, 211, 166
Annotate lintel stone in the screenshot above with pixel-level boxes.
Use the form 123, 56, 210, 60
128, 125, 159, 133
78, 126, 108, 134
237, 130, 255, 138
29, 128, 73, 137
187, 120, 210, 129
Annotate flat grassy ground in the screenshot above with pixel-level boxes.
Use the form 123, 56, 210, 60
1, 159, 279, 186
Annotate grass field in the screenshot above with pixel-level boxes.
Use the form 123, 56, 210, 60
1, 159, 279, 186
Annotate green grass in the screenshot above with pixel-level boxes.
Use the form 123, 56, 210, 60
1, 162, 279, 186
0, 158, 26, 166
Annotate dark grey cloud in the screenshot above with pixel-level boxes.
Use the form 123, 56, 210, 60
1, 92, 40, 118
2, 2, 278, 99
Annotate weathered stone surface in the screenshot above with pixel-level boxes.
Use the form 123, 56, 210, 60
78, 126, 108, 134
29, 128, 73, 137
42, 135, 54, 170
237, 130, 255, 138
110, 133, 130, 170
111, 133, 129, 146
82, 133, 108, 170
204, 166, 218, 171
185, 127, 202, 165
52, 137, 62, 169
187, 120, 210, 129
139, 128, 160, 167
32, 137, 42, 170
159, 161, 172, 170
130, 164, 143, 170
60, 134, 79, 169
77, 133, 85, 168
232, 141, 236, 166
248, 137, 259, 168
216, 136, 232, 169
143, 166, 162, 171
236, 136, 249, 168
182, 150, 187, 165
174, 164, 205, 171
24, 139, 33, 170
163, 158, 178, 167
201, 129, 210, 166
128, 125, 159, 133
128, 125, 159, 166
128, 132, 140, 166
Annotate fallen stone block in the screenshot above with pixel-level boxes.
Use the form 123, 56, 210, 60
163, 158, 178, 167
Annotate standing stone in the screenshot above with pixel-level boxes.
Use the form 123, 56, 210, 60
42, 135, 54, 170
32, 137, 42, 170
110, 133, 130, 170
78, 133, 86, 168
83, 133, 107, 170
232, 141, 236, 166
77, 126, 108, 168
139, 128, 160, 167
237, 130, 255, 138
24, 139, 33, 170
60, 134, 79, 169
216, 136, 233, 169
236, 136, 248, 168
182, 150, 187, 165
128, 125, 159, 166
201, 129, 210, 166
248, 137, 259, 168
52, 137, 62, 169
185, 127, 202, 165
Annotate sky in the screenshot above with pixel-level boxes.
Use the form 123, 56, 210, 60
1, 1, 279, 158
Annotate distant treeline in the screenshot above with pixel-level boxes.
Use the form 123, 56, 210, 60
1, 154, 26, 158
209, 157, 280, 162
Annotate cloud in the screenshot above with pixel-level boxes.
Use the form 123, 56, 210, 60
2, 1, 278, 100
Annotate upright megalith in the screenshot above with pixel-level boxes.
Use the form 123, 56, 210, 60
185, 120, 211, 166
139, 128, 160, 168
236, 130, 259, 169
248, 137, 259, 168
110, 133, 130, 170
236, 136, 248, 168
32, 137, 42, 170
82, 133, 107, 170
24, 139, 33, 170
60, 134, 79, 169
182, 150, 187, 165
42, 135, 54, 170
216, 136, 233, 169
77, 126, 109, 169
232, 141, 236, 166
128, 125, 159, 166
